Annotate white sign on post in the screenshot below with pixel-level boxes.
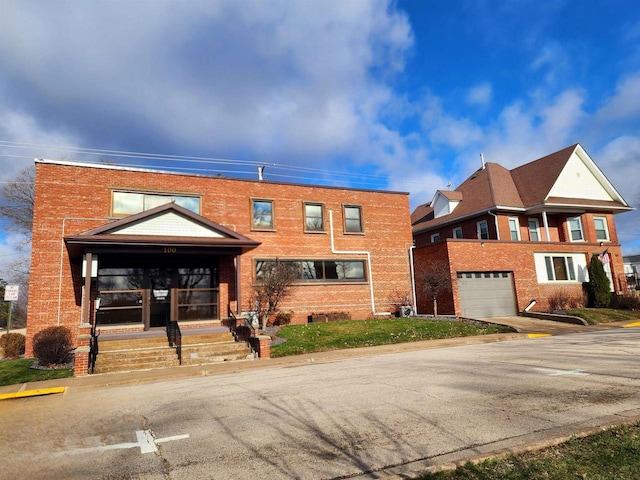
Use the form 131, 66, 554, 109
4, 285, 19, 302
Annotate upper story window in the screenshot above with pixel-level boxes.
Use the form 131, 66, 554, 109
344, 205, 363, 233
594, 216, 610, 241
528, 218, 540, 241
508, 217, 520, 241
431, 233, 440, 243
477, 220, 489, 240
452, 227, 463, 239
252, 199, 274, 230
112, 191, 200, 216
304, 203, 324, 232
567, 216, 584, 242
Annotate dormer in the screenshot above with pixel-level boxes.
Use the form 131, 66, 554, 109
431, 190, 463, 219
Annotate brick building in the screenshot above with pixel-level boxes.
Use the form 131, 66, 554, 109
412, 144, 633, 317
27, 159, 413, 375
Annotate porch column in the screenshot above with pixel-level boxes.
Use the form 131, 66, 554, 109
82, 252, 93, 325
542, 211, 551, 242
235, 255, 242, 315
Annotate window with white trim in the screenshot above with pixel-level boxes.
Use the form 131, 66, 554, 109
534, 252, 588, 284
431, 233, 440, 243
528, 218, 540, 241
567, 216, 584, 242
477, 220, 489, 240
544, 255, 576, 281
508, 217, 520, 240
594, 216, 609, 241
452, 227, 463, 239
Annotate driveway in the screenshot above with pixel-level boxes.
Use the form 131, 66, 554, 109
483, 315, 628, 336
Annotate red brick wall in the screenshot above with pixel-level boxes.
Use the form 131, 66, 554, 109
26, 161, 413, 356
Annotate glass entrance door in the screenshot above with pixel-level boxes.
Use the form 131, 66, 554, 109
149, 268, 173, 328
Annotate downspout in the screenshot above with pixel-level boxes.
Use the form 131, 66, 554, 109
487, 210, 500, 240
329, 211, 387, 316
409, 244, 418, 315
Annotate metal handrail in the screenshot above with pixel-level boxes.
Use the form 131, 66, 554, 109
167, 320, 182, 365
89, 313, 100, 374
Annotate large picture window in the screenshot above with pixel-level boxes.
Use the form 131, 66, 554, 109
252, 199, 274, 230
112, 191, 200, 216
256, 259, 366, 282
534, 252, 587, 283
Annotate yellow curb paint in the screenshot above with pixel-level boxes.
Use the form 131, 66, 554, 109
622, 322, 640, 328
528, 333, 551, 338
0, 387, 67, 400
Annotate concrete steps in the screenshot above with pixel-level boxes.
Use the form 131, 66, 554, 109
92, 329, 254, 374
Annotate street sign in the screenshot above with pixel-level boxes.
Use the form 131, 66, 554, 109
4, 284, 19, 302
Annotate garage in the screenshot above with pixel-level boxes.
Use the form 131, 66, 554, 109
457, 271, 517, 318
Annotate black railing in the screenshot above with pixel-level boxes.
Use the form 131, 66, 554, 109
167, 320, 182, 365
89, 321, 100, 374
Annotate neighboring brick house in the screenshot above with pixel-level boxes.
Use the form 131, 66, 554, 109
411, 144, 633, 318
27, 159, 413, 374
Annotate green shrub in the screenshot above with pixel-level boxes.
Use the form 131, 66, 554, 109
587, 254, 611, 308
0, 333, 26, 359
33, 326, 73, 366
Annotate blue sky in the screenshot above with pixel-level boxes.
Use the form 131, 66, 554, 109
0, 0, 639, 278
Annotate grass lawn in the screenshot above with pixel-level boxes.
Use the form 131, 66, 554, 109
0, 358, 73, 387
418, 421, 640, 479
566, 308, 640, 325
270, 318, 513, 357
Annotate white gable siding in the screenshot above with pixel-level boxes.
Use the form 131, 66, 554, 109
432, 193, 459, 219
112, 212, 226, 238
548, 152, 612, 201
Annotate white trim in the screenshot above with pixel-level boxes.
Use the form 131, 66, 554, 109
508, 217, 521, 241
593, 216, 610, 242
477, 220, 489, 240
528, 218, 541, 241
567, 216, 585, 242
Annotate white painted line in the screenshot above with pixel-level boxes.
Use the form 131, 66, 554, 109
55, 429, 189, 456
534, 367, 589, 376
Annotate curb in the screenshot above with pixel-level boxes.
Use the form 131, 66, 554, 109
0, 386, 67, 401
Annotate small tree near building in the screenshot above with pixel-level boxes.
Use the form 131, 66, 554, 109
416, 258, 451, 317
587, 253, 611, 308
251, 259, 298, 330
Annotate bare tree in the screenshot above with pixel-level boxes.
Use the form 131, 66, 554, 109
251, 259, 298, 330
0, 165, 35, 328
0, 166, 35, 242
416, 258, 451, 318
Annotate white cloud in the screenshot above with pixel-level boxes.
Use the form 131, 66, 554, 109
594, 74, 640, 123
467, 83, 492, 107
0, 0, 413, 165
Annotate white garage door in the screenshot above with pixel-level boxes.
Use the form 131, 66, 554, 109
457, 271, 517, 318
